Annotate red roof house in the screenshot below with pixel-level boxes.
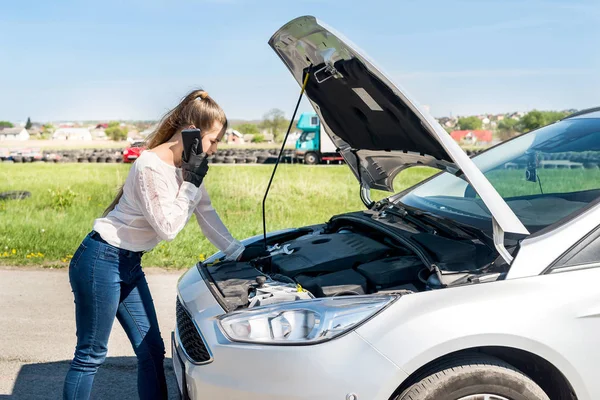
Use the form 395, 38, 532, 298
450, 130, 493, 144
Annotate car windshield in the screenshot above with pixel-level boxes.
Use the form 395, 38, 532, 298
397, 116, 600, 234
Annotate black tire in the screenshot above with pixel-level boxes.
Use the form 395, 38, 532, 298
88, 156, 97, 163
235, 156, 246, 164
223, 156, 235, 164
105, 157, 114, 163
13, 156, 23, 163
245, 157, 257, 164
213, 156, 223, 164
395, 354, 549, 400
0, 191, 31, 201
304, 152, 319, 165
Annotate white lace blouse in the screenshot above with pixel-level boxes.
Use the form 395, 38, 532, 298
93, 151, 244, 258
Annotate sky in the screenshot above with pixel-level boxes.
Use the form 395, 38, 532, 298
1, 0, 599, 123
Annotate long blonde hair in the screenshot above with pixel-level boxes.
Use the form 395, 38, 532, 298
102, 89, 228, 217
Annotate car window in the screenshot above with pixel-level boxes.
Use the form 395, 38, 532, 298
302, 132, 316, 140
550, 226, 600, 272
398, 118, 600, 233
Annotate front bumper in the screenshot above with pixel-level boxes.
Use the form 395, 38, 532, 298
172, 266, 406, 400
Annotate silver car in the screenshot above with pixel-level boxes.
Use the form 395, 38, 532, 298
171, 15, 600, 400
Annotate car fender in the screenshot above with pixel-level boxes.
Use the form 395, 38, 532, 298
392, 333, 586, 399
356, 272, 597, 400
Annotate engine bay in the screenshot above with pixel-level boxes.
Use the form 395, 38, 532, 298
202, 216, 504, 312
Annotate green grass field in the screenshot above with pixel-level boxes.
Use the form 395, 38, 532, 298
0, 164, 435, 268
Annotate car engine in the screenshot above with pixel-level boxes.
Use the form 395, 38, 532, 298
202, 218, 499, 312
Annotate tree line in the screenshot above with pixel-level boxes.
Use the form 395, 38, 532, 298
232, 108, 290, 143
457, 110, 572, 141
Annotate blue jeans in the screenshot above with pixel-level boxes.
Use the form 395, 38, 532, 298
63, 231, 167, 399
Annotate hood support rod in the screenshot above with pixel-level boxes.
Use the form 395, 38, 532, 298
351, 149, 374, 209
262, 69, 311, 250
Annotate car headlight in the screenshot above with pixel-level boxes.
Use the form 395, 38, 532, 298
217, 295, 396, 345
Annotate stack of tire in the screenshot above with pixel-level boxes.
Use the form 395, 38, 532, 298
206, 149, 277, 165
5, 148, 307, 165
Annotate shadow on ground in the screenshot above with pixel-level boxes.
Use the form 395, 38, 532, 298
1, 357, 180, 399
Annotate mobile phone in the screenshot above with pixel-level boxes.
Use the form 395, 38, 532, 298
181, 128, 203, 161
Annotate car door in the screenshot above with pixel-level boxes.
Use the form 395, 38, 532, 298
541, 225, 600, 399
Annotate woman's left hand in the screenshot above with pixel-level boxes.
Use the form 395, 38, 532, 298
223, 240, 245, 262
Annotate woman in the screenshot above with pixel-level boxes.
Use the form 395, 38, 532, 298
63, 90, 245, 399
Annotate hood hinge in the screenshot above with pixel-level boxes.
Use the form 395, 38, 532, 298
493, 218, 513, 264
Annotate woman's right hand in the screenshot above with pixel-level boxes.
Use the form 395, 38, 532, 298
182, 138, 209, 187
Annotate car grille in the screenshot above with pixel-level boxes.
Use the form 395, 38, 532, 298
176, 298, 211, 363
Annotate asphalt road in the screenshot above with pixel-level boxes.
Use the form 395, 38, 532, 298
0, 266, 184, 399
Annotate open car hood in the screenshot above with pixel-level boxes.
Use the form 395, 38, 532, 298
268, 16, 529, 237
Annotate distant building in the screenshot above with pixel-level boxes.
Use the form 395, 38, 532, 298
90, 128, 108, 140
52, 128, 92, 141
0, 127, 29, 141
450, 130, 493, 145
224, 129, 245, 145
28, 127, 43, 138
508, 111, 526, 120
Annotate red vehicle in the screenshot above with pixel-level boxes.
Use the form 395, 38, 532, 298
122, 140, 146, 163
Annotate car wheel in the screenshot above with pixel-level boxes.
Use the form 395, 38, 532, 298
395, 354, 549, 400
304, 152, 319, 165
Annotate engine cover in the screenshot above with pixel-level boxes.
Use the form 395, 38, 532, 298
356, 256, 424, 288
271, 233, 390, 277
296, 269, 368, 297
